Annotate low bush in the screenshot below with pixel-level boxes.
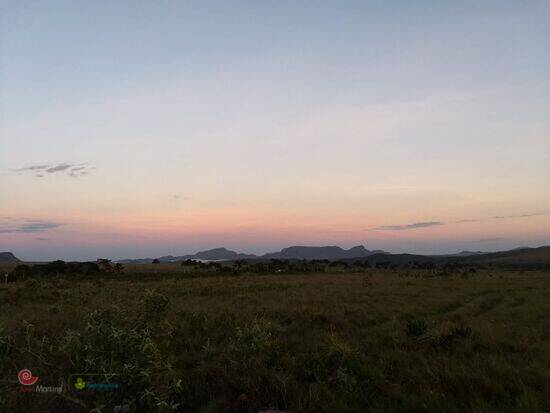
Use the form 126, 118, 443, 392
406, 318, 428, 338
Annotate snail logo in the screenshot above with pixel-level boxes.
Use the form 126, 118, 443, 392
74, 377, 86, 390
18, 369, 39, 386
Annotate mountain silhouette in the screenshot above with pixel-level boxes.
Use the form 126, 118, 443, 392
0, 252, 21, 262
262, 245, 384, 260
118, 245, 385, 263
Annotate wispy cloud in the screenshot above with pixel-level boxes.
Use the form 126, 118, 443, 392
373, 221, 444, 231
372, 211, 545, 232
15, 162, 95, 178
170, 194, 192, 203
476, 237, 503, 242
491, 212, 546, 220
455, 211, 547, 224
45, 163, 72, 173
17, 164, 49, 171
0, 219, 63, 234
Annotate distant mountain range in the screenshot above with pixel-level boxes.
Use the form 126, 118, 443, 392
0, 252, 20, 262
116, 244, 550, 268
117, 245, 388, 264
3, 246, 550, 268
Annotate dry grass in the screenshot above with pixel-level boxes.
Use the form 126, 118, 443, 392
0, 269, 549, 412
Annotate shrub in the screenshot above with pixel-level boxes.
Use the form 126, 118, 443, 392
406, 318, 428, 337
12, 264, 32, 281
48, 304, 61, 314
44, 260, 67, 275
97, 258, 114, 273
230, 317, 277, 366
300, 334, 369, 411
113, 263, 124, 274
143, 289, 170, 318
74, 261, 102, 276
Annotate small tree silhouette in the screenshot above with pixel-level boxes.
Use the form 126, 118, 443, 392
97, 258, 113, 273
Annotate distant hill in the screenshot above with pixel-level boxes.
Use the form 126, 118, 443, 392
342, 252, 437, 265
117, 257, 156, 264
458, 246, 550, 266
439, 251, 487, 257
349, 246, 550, 268
451, 251, 487, 257
158, 248, 257, 262
263, 245, 385, 260
0, 252, 21, 262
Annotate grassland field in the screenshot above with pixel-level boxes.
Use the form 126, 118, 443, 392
0, 263, 549, 412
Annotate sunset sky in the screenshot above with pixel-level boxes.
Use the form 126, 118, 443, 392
1, 1, 549, 261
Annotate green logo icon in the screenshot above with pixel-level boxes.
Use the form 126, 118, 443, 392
74, 377, 86, 390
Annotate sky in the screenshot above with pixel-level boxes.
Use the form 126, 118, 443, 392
1, 0, 549, 261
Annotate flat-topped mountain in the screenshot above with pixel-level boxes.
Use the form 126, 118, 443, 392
263, 245, 385, 260
0, 252, 21, 262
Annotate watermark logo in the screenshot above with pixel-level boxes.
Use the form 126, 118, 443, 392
18, 369, 39, 386
17, 369, 62, 393
69, 374, 120, 392
74, 377, 86, 390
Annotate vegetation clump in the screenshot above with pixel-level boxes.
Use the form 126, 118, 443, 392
10, 260, 123, 281
406, 318, 428, 338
